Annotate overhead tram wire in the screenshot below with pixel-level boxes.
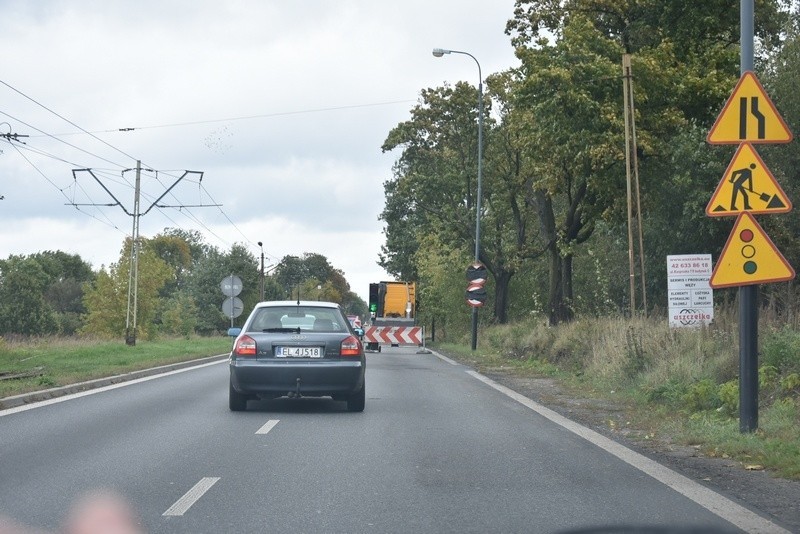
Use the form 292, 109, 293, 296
196, 181, 273, 256
0, 79, 138, 164
3, 136, 141, 213
27, 99, 418, 138
1, 81, 146, 220
2, 82, 207, 215
5, 123, 261, 259
1, 131, 124, 228
2, 122, 186, 239
142, 167, 274, 259
1, 79, 288, 258
8, 142, 124, 233
0, 110, 130, 170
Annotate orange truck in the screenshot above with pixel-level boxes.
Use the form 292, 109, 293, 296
366, 281, 416, 350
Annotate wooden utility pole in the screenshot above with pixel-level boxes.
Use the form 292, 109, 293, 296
622, 54, 647, 315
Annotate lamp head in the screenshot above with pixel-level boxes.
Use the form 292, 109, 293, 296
432, 48, 450, 57
257, 241, 263, 247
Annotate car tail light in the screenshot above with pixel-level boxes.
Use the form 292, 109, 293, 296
234, 335, 256, 357
340, 335, 362, 357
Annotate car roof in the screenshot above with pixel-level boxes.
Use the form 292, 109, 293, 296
254, 300, 341, 310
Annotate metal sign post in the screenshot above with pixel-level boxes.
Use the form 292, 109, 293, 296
706, 1, 794, 432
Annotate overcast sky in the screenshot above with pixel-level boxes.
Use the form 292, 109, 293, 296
0, 0, 520, 301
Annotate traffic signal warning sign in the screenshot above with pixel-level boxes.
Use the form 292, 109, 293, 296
706, 143, 792, 217
710, 213, 795, 288
707, 71, 793, 145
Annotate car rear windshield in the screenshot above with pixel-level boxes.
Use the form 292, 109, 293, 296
247, 306, 347, 333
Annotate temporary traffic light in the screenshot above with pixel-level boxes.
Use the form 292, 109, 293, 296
368, 283, 379, 314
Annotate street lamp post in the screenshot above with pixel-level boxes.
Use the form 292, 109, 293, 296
258, 241, 265, 301
433, 47, 484, 351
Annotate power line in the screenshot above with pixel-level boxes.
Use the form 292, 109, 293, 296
0, 81, 281, 260
2, 114, 242, 253
34, 99, 417, 137
0, 109, 129, 169
8, 142, 124, 232
0, 79, 138, 163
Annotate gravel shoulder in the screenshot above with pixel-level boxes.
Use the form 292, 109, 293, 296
478, 367, 800, 533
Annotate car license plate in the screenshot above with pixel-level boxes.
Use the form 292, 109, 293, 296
276, 346, 322, 358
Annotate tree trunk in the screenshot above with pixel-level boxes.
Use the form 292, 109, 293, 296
493, 269, 513, 324
530, 188, 566, 325
546, 242, 572, 326
559, 253, 575, 323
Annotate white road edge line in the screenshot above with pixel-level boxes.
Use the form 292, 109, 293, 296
0, 360, 226, 417
256, 419, 280, 435
163, 477, 220, 517
465, 369, 790, 534
432, 351, 458, 365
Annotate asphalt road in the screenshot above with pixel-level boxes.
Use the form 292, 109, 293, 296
0, 347, 789, 533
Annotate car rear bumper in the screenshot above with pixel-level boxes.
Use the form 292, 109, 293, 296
229, 359, 365, 397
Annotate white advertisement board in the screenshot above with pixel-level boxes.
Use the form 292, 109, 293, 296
667, 254, 714, 328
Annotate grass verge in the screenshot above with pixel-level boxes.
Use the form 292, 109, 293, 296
0, 336, 232, 399
433, 314, 800, 481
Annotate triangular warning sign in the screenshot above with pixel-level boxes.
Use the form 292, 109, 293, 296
707, 71, 793, 144
706, 143, 792, 217
710, 213, 795, 288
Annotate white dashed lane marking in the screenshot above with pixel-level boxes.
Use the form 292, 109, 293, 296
163, 477, 220, 517
256, 419, 280, 435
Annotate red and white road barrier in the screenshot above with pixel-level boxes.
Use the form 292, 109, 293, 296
364, 326, 423, 346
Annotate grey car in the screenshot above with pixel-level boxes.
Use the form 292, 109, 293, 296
228, 300, 366, 412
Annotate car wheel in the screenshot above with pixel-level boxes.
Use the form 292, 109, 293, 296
346, 382, 365, 412
229, 382, 248, 411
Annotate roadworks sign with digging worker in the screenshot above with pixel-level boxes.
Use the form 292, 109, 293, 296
706, 142, 791, 217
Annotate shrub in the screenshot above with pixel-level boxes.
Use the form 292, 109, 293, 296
644, 379, 687, 407
781, 373, 800, 395
761, 327, 800, 374
681, 378, 721, 412
718, 379, 739, 416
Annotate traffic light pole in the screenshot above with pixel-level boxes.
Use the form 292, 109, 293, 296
740, 285, 758, 431
739, 0, 758, 433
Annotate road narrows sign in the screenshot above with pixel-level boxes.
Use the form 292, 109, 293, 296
709, 213, 795, 288
706, 142, 792, 217
707, 71, 793, 145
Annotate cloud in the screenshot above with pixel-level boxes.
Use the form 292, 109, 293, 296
0, 0, 520, 300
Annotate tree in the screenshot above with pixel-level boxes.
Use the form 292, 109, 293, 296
382, 80, 547, 324
270, 253, 365, 316
413, 233, 474, 338
30, 250, 94, 334
81, 238, 172, 339
186, 243, 259, 334
510, 15, 625, 323
504, 0, 791, 322
150, 232, 193, 298
0, 255, 58, 335
160, 290, 199, 337
759, 12, 800, 315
